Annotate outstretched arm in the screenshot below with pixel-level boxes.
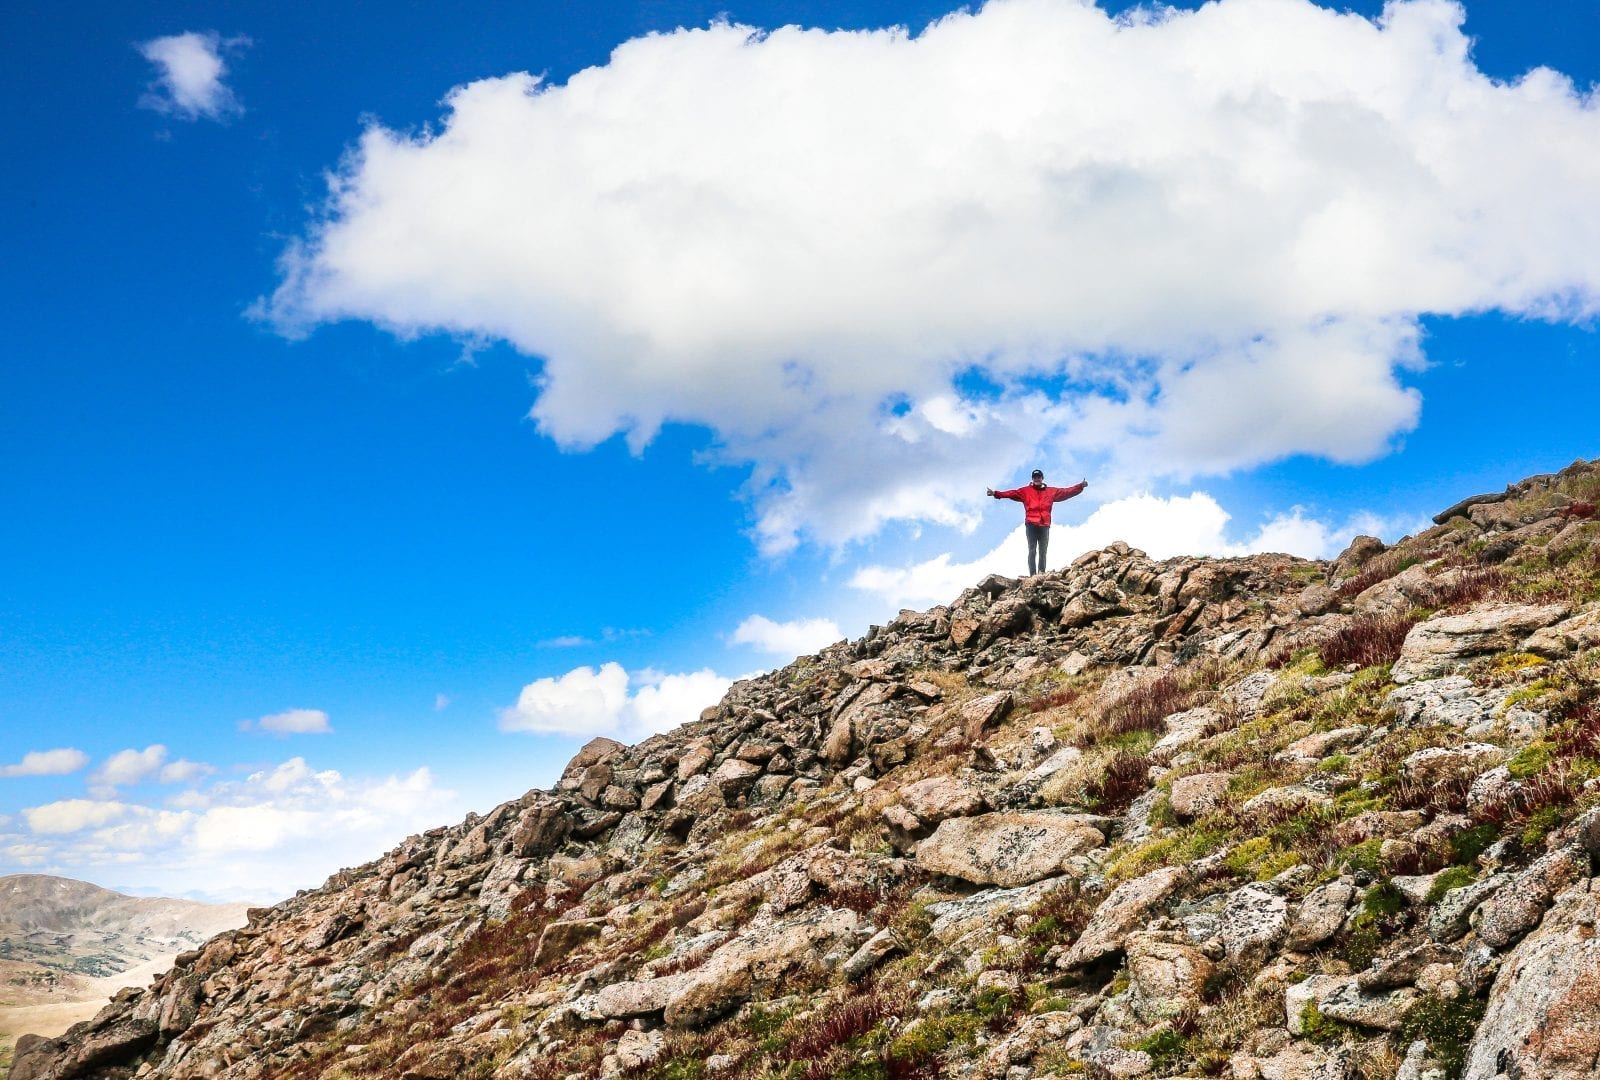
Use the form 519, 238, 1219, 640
989, 486, 1025, 502
1052, 479, 1088, 502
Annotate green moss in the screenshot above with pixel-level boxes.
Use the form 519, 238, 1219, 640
1521, 805, 1567, 850
1448, 824, 1500, 867
1506, 741, 1556, 779
1426, 866, 1477, 903
1334, 839, 1386, 878
1299, 1002, 1356, 1045
887, 1012, 982, 1064
1399, 993, 1487, 1079
1361, 880, 1408, 919
1133, 1027, 1191, 1071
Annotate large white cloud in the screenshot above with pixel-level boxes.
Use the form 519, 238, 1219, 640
849, 489, 1400, 607
729, 615, 845, 657
261, 0, 1600, 551
0, 748, 90, 778
499, 662, 733, 740
137, 31, 246, 121
91, 745, 169, 792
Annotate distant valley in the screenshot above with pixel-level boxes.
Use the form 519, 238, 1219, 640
0, 875, 249, 1073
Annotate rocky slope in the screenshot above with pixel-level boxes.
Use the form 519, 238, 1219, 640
11, 460, 1600, 1080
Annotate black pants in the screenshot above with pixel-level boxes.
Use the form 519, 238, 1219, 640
1026, 523, 1050, 575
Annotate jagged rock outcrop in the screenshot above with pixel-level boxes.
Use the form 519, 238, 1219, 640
13, 458, 1600, 1080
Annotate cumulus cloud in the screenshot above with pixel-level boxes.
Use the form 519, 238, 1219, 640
729, 615, 844, 657
850, 490, 1385, 608
159, 759, 214, 784
137, 31, 247, 121
7, 757, 458, 902
0, 748, 90, 778
500, 663, 733, 740
91, 745, 169, 792
261, 0, 1600, 552
24, 799, 134, 835
241, 707, 333, 735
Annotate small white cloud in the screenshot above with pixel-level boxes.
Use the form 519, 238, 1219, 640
729, 614, 843, 658
538, 635, 593, 649
137, 31, 247, 121
158, 759, 214, 784
500, 662, 732, 741
0, 748, 90, 778
91, 745, 168, 792
434, 693, 451, 711
23, 799, 133, 835
242, 708, 333, 736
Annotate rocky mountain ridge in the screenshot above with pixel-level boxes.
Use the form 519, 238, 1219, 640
11, 459, 1600, 1080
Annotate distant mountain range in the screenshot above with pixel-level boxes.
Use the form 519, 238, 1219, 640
0, 875, 248, 1073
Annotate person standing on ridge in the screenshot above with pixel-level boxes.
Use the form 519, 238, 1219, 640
987, 470, 1088, 576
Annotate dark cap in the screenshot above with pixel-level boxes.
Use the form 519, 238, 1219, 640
1030, 469, 1044, 479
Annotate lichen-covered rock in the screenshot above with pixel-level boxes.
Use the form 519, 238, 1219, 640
1464, 879, 1600, 1080
1392, 604, 1569, 683
1062, 866, 1187, 968
1221, 883, 1288, 964
1125, 930, 1214, 1022
915, 811, 1103, 887
1286, 881, 1357, 952
1169, 772, 1231, 819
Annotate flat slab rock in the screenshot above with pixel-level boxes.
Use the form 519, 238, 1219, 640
915, 811, 1104, 887
1392, 603, 1568, 684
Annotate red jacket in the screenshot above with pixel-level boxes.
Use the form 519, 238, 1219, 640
992, 481, 1086, 526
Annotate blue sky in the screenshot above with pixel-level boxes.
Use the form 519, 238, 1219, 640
2, 0, 1597, 902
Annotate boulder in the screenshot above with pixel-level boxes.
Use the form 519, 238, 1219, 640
898, 776, 987, 823
1221, 883, 1288, 964
1392, 604, 1569, 684
1286, 881, 1357, 951
1148, 706, 1220, 763
1169, 772, 1231, 819
1463, 879, 1600, 1080
1401, 744, 1503, 785
664, 907, 861, 1028
915, 812, 1103, 887
711, 758, 763, 799
1477, 846, 1589, 950
1523, 607, 1600, 660
1125, 930, 1214, 1022
926, 876, 1073, 943
532, 917, 607, 967
1062, 866, 1187, 968
960, 691, 1015, 740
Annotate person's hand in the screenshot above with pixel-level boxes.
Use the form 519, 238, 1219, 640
1080, 478, 1088, 488
985, 487, 995, 497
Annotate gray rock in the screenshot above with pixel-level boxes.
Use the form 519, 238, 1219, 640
926, 877, 1073, 943
915, 812, 1103, 887
1477, 846, 1588, 950
1125, 930, 1214, 1022
1062, 866, 1186, 968
1429, 873, 1511, 943
1464, 880, 1600, 1080
1169, 772, 1231, 819
899, 776, 987, 823
1221, 883, 1288, 964
1286, 881, 1357, 951
1317, 981, 1419, 1032
841, 928, 903, 981
1392, 603, 1569, 684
